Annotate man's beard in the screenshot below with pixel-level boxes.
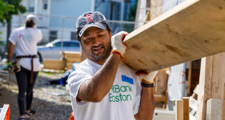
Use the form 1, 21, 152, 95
88, 41, 112, 61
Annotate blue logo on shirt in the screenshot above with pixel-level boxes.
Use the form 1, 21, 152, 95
121, 75, 133, 84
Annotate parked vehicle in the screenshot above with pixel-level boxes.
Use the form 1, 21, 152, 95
38, 39, 80, 62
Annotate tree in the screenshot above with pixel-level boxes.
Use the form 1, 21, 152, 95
0, 1, 14, 24
0, 0, 26, 56
128, 0, 138, 21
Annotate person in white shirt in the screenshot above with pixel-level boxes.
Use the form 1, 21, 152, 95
7, 14, 42, 120
68, 11, 157, 120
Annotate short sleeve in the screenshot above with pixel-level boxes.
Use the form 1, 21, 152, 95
8, 31, 17, 45
133, 76, 142, 115
68, 67, 92, 107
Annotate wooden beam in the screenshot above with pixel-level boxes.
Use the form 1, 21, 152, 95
123, 0, 225, 72
196, 56, 213, 120
206, 98, 222, 120
183, 97, 189, 120
154, 95, 166, 102
196, 53, 225, 119
175, 100, 183, 120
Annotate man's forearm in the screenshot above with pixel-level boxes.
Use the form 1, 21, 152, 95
78, 53, 121, 102
7, 43, 15, 63
137, 87, 155, 120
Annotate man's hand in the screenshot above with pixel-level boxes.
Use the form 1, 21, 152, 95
111, 31, 128, 58
7, 62, 11, 68
136, 71, 158, 84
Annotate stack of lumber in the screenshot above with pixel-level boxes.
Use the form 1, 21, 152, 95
43, 59, 66, 70
43, 51, 81, 71
61, 51, 81, 70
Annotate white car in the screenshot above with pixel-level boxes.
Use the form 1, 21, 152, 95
38, 39, 80, 62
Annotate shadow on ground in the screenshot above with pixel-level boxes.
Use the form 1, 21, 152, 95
0, 74, 72, 120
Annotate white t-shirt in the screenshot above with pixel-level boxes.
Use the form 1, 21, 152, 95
68, 59, 142, 120
9, 26, 42, 71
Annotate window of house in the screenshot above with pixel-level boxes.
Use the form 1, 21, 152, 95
49, 31, 57, 41
28, 0, 35, 12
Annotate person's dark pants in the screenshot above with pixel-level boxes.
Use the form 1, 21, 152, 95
15, 66, 38, 115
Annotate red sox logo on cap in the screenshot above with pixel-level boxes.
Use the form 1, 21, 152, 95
85, 14, 93, 23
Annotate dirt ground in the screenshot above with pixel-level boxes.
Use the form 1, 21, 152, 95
0, 72, 72, 120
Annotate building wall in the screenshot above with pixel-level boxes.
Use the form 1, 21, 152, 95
50, 0, 93, 28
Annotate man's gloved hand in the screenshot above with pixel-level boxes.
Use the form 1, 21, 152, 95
7, 62, 11, 68
136, 71, 158, 84
111, 31, 128, 58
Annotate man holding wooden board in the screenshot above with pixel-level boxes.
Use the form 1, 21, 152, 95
68, 11, 157, 120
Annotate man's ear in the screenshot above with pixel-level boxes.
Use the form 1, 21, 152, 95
110, 32, 112, 38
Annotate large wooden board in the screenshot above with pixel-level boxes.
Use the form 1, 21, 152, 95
123, 0, 225, 72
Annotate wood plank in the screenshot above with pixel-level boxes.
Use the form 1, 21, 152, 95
64, 54, 80, 59
175, 100, 183, 120
206, 98, 222, 120
187, 61, 192, 96
65, 57, 80, 62
222, 83, 225, 120
163, 90, 168, 108
183, 97, 189, 120
43, 59, 66, 70
123, 0, 225, 72
61, 51, 80, 55
154, 95, 166, 102
196, 56, 214, 120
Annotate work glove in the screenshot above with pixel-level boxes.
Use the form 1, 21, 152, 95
111, 31, 128, 58
7, 62, 11, 68
136, 71, 158, 84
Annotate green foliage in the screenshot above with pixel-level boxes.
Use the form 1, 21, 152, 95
128, 0, 137, 21
0, 0, 26, 25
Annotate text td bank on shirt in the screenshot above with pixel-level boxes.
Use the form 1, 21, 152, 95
9, 26, 42, 71
68, 59, 142, 120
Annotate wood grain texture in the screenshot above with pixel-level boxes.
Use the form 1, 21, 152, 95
123, 0, 225, 72
43, 60, 66, 70
175, 100, 183, 120
183, 97, 189, 120
222, 83, 225, 120
206, 98, 222, 120
196, 56, 213, 120
196, 53, 225, 120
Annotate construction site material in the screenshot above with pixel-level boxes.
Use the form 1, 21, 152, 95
0, 104, 10, 120
61, 51, 80, 70
206, 98, 222, 120
183, 97, 189, 120
43, 59, 66, 70
175, 100, 183, 120
189, 85, 199, 119
196, 53, 225, 120
123, 0, 225, 72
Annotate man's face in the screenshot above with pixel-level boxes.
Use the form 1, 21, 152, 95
80, 27, 112, 62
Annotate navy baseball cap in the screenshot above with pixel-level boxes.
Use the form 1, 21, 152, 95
76, 11, 107, 37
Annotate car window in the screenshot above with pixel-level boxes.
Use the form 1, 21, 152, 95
69, 42, 80, 47
53, 41, 80, 47
53, 42, 61, 47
